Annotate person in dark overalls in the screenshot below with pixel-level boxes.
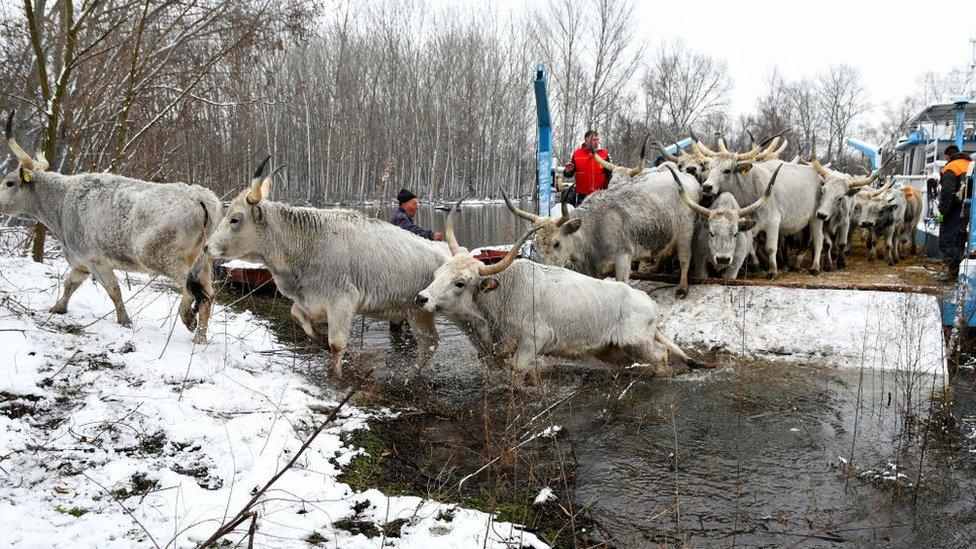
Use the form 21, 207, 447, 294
937, 145, 973, 276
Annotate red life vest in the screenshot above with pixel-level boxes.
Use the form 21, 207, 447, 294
571, 147, 610, 195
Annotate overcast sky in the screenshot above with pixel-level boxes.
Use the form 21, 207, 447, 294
639, 0, 976, 115
483, 0, 976, 116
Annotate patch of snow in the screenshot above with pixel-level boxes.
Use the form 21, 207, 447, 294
0, 253, 546, 548
654, 285, 947, 376
533, 487, 555, 505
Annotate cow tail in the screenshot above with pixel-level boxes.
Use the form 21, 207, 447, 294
186, 200, 214, 313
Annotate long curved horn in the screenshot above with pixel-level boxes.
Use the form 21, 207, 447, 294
666, 165, 711, 218
848, 170, 880, 188
655, 141, 680, 162
592, 151, 620, 172
737, 144, 761, 161
746, 129, 757, 147
865, 176, 894, 198
738, 164, 781, 217
5, 111, 34, 169
478, 226, 539, 276
556, 185, 572, 226
790, 154, 800, 163
502, 189, 540, 222
445, 197, 464, 255
628, 136, 649, 177
717, 135, 731, 154
759, 129, 789, 148
810, 155, 830, 179
693, 139, 719, 157
246, 155, 271, 205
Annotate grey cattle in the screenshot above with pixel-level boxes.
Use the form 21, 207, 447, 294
850, 178, 906, 265
206, 160, 454, 376
655, 141, 710, 182
1, 112, 219, 342
415, 204, 707, 386
809, 157, 881, 270
505, 159, 702, 297
673, 164, 780, 279
696, 138, 826, 278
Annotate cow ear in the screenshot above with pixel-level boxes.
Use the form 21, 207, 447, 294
735, 163, 752, 175
479, 278, 499, 293
250, 204, 263, 223
737, 218, 756, 232
846, 187, 861, 197
18, 167, 32, 185
562, 218, 582, 235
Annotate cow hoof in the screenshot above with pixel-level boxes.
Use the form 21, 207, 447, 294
48, 305, 67, 315
837, 260, 847, 269
676, 288, 688, 299
888, 260, 895, 266
808, 268, 821, 276
766, 272, 778, 280
192, 333, 208, 345
118, 318, 132, 328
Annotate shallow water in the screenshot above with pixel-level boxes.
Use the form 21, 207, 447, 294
216, 202, 976, 547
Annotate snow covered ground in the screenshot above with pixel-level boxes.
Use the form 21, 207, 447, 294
652, 284, 947, 376
0, 251, 545, 548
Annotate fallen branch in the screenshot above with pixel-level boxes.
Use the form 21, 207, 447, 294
196, 386, 359, 547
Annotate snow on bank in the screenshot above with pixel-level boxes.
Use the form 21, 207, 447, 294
652, 284, 946, 376
0, 254, 545, 548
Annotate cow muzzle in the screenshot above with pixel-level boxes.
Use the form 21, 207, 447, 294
414, 294, 428, 307
816, 211, 828, 220
701, 183, 715, 195
860, 221, 874, 228
715, 255, 732, 266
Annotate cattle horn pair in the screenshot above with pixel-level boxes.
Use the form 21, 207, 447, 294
246, 155, 271, 205
445, 199, 537, 276
667, 164, 780, 218
5, 110, 35, 170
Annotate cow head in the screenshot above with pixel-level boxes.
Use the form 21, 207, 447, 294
416, 200, 536, 316
591, 135, 649, 186
812, 156, 879, 221
695, 136, 765, 197
656, 141, 709, 182
502, 189, 579, 268
1, 111, 50, 216
670, 163, 780, 267
208, 156, 273, 260
850, 178, 897, 228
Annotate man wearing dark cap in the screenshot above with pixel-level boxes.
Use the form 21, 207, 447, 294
391, 188, 443, 241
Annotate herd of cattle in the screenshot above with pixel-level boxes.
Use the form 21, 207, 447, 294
1, 111, 922, 385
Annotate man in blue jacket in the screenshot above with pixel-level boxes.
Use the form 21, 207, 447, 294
391, 188, 443, 241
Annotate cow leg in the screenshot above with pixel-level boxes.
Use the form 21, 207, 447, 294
92, 267, 131, 327
290, 303, 327, 344
655, 329, 712, 370
189, 260, 214, 344
513, 338, 540, 387
406, 309, 438, 372
614, 253, 633, 283
866, 232, 876, 261
763, 229, 779, 279
822, 235, 834, 272
325, 301, 355, 377
886, 231, 897, 266
676, 231, 693, 298
50, 266, 90, 314
809, 220, 824, 276
837, 222, 850, 269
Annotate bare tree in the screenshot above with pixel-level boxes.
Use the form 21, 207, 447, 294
817, 64, 869, 160
642, 39, 733, 139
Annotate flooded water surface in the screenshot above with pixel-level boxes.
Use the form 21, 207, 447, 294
218, 203, 976, 548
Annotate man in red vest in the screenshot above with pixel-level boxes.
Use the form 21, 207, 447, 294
563, 130, 612, 206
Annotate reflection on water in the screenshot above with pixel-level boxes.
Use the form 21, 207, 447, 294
355, 201, 535, 249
